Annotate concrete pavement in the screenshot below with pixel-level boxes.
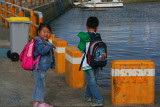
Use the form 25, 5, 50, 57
1, 57, 160, 107
1, 23, 160, 107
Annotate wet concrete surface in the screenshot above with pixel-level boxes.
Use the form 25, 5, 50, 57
0, 58, 160, 107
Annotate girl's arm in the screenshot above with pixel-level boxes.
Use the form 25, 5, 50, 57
51, 49, 55, 69
35, 40, 53, 55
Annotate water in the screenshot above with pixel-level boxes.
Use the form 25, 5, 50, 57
50, 2, 160, 89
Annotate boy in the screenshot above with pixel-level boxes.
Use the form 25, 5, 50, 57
78, 17, 103, 107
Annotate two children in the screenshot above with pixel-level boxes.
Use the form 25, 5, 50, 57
32, 17, 103, 107
78, 17, 103, 107
32, 23, 55, 107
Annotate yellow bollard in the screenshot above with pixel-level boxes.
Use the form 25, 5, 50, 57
52, 38, 68, 74
111, 60, 155, 105
65, 46, 85, 89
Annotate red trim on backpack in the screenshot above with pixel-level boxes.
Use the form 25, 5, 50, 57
88, 53, 91, 64
90, 41, 102, 48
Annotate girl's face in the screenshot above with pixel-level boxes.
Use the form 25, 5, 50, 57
38, 27, 51, 40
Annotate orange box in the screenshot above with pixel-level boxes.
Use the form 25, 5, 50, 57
52, 38, 68, 74
65, 46, 85, 89
111, 60, 155, 105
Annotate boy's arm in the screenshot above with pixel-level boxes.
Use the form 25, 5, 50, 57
35, 40, 53, 55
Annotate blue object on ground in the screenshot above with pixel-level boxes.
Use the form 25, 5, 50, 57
0, 49, 10, 58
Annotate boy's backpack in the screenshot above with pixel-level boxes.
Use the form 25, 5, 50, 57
87, 33, 107, 68
79, 33, 107, 70
19, 39, 42, 71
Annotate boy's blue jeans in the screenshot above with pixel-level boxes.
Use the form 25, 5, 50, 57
32, 70, 46, 102
84, 68, 103, 104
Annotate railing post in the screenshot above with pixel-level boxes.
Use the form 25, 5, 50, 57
5, 4, 8, 28
19, 0, 22, 6
30, 10, 34, 39
35, 0, 37, 6
43, 0, 44, 4
33, 13, 37, 38
19, 7, 24, 17
38, 12, 43, 24
0, 3, 2, 23
9, 3, 14, 17
30, 0, 32, 7
12, 0, 14, 3
14, 0, 17, 15
39, 0, 41, 5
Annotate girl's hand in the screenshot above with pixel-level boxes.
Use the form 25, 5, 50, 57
53, 45, 56, 49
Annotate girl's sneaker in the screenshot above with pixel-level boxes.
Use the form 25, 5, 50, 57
38, 103, 53, 107
33, 101, 39, 107
44, 103, 53, 107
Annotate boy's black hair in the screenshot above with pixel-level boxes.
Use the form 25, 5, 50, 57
86, 16, 99, 29
38, 23, 51, 33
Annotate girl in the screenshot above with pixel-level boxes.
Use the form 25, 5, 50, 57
32, 23, 55, 107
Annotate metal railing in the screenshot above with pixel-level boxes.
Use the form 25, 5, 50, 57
2, 0, 54, 7
0, 0, 43, 38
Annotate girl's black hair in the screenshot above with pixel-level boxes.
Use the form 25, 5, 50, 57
38, 23, 51, 33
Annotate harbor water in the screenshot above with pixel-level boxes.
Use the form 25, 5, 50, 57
50, 2, 160, 89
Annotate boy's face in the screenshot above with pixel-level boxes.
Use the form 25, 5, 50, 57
86, 25, 98, 32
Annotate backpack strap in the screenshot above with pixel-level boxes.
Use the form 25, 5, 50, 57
19, 45, 26, 62
35, 55, 41, 71
34, 39, 45, 71
79, 49, 86, 71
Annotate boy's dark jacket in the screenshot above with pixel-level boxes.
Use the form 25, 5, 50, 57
32, 36, 55, 71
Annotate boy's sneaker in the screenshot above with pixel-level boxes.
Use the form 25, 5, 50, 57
90, 102, 103, 107
84, 96, 92, 102
33, 101, 39, 107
